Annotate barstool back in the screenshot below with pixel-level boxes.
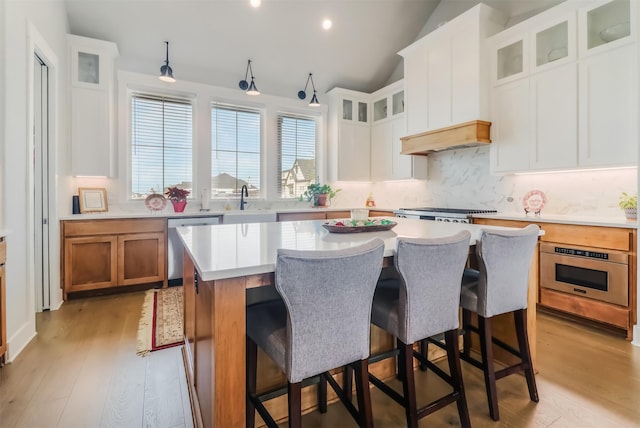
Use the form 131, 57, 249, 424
275, 238, 385, 383
394, 231, 471, 344
474, 224, 540, 317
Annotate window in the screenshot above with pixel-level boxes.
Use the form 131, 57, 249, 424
211, 103, 261, 198
278, 114, 316, 199
130, 93, 193, 199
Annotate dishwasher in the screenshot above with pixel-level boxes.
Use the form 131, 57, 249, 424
167, 216, 220, 285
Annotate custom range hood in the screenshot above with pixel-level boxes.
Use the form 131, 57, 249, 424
400, 120, 492, 156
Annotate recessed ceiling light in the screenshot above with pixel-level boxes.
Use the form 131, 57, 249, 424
322, 19, 332, 30
250, 0, 261, 8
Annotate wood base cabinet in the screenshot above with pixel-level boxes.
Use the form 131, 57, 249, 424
62, 219, 167, 298
0, 237, 6, 365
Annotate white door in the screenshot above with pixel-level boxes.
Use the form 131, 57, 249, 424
33, 54, 50, 311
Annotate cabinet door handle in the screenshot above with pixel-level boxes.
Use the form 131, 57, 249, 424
194, 269, 199, 295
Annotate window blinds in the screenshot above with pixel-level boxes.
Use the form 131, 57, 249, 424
130, 93, 193, 199
277, 114, 316, 199
211, 103, 261, 197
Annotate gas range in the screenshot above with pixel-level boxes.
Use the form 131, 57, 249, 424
393, 207, 497, 223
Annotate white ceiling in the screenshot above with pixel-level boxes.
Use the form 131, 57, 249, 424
63, 0, 564, 99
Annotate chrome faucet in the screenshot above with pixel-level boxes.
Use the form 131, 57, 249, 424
240, 185, 249, 210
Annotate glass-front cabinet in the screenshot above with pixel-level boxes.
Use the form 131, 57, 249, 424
496, 39, 526, 82
532, 14, 576, 71
372, 88, 404, 123
580, 0, 634, 56
341, 97, 368, 123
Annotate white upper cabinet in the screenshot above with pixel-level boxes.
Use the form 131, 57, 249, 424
68, 35, 118, 177
327, 88, 371, 181
489, 0, 637, 173
490, 79, 530, 172
401, 4, 507, 136
579, 0, 636, 58
578, 43, 637, 167
529, 62, 578, 170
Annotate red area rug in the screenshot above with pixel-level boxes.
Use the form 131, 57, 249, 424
136, 287, 183, 356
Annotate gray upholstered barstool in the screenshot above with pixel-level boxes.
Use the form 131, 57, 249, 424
368, 231, 472, 428
246, 238, 385, 428
459, 224, 540, 421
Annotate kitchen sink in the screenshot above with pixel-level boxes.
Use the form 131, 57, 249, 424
222, 210, 277, 224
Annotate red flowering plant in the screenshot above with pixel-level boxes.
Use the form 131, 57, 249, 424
165, 186, 190, 202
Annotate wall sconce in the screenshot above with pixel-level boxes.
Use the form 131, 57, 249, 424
298, 73, 320, 106
159, 41, 176, 83
239, 60, 260, 95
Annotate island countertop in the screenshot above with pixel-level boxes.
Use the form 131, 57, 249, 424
177, 217, 538, 281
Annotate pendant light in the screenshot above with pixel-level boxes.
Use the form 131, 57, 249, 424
298, 73, 320, 106
159, 41, 176, 83
239, 60, 260, 95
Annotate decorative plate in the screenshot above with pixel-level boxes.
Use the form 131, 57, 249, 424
522, 190, 547, 214
322, 219, 397, 233
145, 193, 167, 211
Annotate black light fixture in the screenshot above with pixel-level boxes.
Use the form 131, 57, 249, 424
298, 73, 320, 106
239, 60, 260, 96
159, 41, 176, 83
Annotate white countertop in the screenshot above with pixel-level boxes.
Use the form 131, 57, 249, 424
58, 206, 395, 221
472, 213, 638, 229
177, 217, 534, 281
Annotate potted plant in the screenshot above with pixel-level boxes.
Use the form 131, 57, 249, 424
618, 192, 637, 220
165, 186, 190, 212
300, 183, 341, 207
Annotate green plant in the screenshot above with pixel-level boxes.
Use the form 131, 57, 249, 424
299, 183, 341, 203
618, 192, 637, 209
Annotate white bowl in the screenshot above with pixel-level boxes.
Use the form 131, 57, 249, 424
547, 47, 567, 62
599, 22, 630, 43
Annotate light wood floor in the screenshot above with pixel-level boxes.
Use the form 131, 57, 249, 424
1, 291, 639, 427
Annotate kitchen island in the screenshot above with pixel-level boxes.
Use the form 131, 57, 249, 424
177, 217, 541, 427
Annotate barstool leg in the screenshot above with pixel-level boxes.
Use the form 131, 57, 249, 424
353, 359, 374, 428
318, 373, 328, 413
399, 342, 418, 428
445, 329, 471, 428
462, 308, 472, 359
479, 316, 500, 421
288, 382, 302, 428
418, 339, 429, 371
246, 337, 258, 428
343, 365, 353, 402
514, 309, 539, 403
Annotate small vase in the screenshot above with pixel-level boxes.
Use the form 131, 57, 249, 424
313, 193, 329, 207
172, 199, 187, 213
624, 207, 637, 220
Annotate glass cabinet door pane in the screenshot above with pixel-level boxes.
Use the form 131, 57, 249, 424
497, 40, 523, 80
587, 0, 630, 50
536, 21, 569, 66
392, 91, 404, 115
78, 52, 100, 84
342, 99, 353, 120
373, 98, 387, 121
358, 102, 368, 123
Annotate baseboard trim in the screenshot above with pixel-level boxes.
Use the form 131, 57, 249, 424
632, 325, 640, 347
7, 322, 37, 362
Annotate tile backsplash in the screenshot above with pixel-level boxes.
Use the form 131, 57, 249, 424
335, 146, 637, 218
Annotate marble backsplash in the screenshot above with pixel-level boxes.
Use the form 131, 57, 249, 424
334, 146, 637, 218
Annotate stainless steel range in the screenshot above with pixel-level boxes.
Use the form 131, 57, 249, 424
393, 207, 497, 223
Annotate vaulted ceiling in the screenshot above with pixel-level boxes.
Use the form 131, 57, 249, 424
63, 0, 564, 98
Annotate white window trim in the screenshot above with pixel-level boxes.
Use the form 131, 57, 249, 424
117, 70, 328, 205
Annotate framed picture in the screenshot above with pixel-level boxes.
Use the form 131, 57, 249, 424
78, 187, 108, 213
